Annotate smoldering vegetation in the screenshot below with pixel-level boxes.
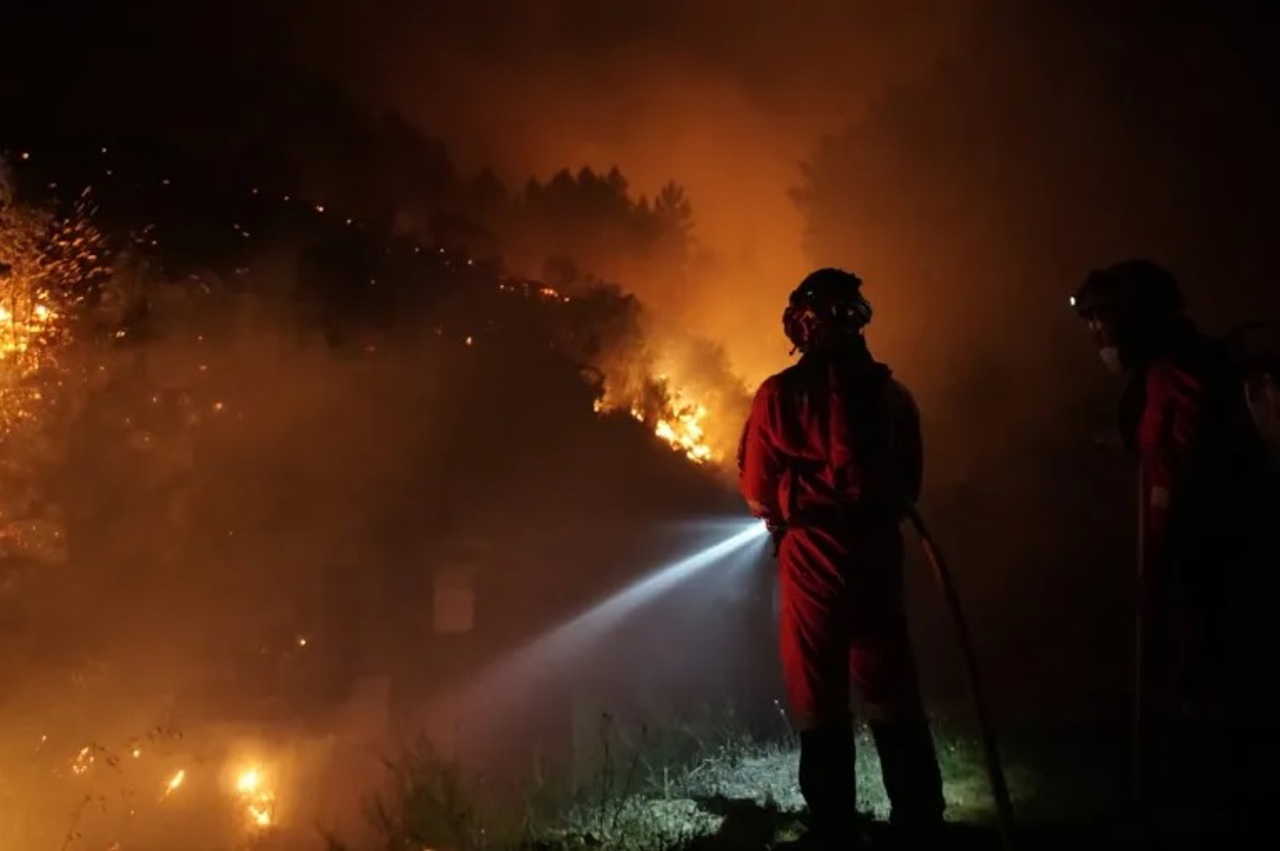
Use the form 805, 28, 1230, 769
1, 135, 765, 849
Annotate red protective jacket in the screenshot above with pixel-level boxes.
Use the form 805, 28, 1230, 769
1133, 358, 1200, 560
1122, 333, 1269, 577
737, 353, 922, 526
1121, 331, 1276, 722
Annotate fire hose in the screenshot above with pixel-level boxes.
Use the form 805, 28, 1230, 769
767, 503, 1016, 848
903, 502, 1017, 851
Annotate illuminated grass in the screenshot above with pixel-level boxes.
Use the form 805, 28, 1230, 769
340, 717, 1048, 851
639, 720, 1038, 823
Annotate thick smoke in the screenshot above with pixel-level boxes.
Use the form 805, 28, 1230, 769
793, 0, 1279, 716
309, 0, 980, 384
2, 1, 1278, 845
0, 0, 980, 385
1, 151, 761, 848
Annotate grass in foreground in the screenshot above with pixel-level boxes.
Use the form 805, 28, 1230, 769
325, 713, 1097, 851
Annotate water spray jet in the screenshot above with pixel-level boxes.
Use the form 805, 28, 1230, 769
427, 520, 770, 742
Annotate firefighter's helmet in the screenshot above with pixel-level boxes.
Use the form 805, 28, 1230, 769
783, 268, 873, 354
1071, 259, 1185, 324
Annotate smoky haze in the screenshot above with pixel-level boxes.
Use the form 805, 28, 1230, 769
1, 219, 762, 845
291, 0, 978, 383
3, 0, 978, 384
288, 0, 1278, 716
2, 0, 1279, 845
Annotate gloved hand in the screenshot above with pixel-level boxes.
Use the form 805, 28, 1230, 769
766, 520, 787, 557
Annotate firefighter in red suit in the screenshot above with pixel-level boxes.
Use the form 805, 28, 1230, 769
738, 269, 945, 845
1072, 259, 1273, 836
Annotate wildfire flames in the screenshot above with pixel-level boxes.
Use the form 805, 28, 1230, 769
1, 169, 111, 435
1, 144, 753, 851
500, 277, 731, 467
235, 766, 276, 828
593, 389, 715, 464
56, 737, 278, 837
0, 278, 60, 431
652, 390, 714, 464
0, 288, 67, 434
4, 153, 739, 474
0, 301, 56, 360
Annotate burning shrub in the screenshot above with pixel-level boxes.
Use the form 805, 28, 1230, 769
553, 281, 751, 470
0, 157, 112, 434
1, 157, 114, 630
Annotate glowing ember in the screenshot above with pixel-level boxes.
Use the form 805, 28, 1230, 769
537, 285, 572, 302
235, 766, 276, 829
71, 745, 94, 775
165, 769, 186, 795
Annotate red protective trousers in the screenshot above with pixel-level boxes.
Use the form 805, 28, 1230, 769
1122, 338, 1280, 827
777, 521, 925, 729
1130, 354, 1245, 717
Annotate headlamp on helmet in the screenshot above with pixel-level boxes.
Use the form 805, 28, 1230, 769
1070, 259, 1184, 322
1070, 259, 1187, 375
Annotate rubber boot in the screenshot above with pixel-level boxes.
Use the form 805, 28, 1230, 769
869, 718, 945, 837
798, 720, 860, 847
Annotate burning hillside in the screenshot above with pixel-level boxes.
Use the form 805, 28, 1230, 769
593, 389, 713, 464
0, 140, 764, 850
503, 278, 751, 469
481, 275, 750, 467
2, 145, 755, 480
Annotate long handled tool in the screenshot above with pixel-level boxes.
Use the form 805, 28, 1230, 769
904, 502, 1016, 851
1132, 465, 1149, 836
